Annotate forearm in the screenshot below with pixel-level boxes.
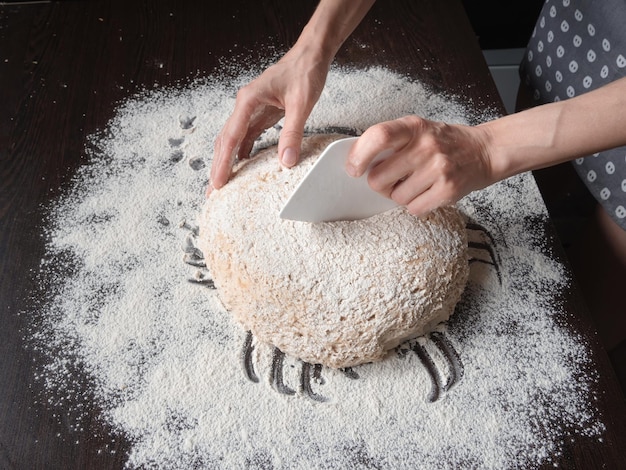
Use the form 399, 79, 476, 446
484, 77, 626, 181
296, 0, 376, 61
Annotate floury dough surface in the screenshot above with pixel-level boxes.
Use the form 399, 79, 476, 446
198, 134, 470, 368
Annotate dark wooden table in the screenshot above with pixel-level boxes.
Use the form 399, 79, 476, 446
1, 1, 625, 469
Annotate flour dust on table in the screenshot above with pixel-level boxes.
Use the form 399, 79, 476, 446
25, 65, 605, 469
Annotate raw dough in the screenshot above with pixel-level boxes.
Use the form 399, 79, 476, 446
198, 134, 469, 368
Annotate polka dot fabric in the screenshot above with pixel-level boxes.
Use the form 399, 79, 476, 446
519, 0, 626, 230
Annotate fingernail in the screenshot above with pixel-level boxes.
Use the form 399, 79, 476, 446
282, 148, 297, 167
345, 162, 358, 177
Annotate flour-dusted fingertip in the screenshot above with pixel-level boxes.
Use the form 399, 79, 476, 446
281, 147, 297, 167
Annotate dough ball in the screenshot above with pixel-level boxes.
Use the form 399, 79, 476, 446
198, 134, 469, 368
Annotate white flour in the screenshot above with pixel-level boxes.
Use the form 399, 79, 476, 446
26, 66, 605, 469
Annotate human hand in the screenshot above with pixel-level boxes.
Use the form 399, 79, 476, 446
346, 116, 494, 217
209, 46, 331, 191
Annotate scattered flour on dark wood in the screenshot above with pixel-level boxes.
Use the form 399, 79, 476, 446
26, 66, 605, 469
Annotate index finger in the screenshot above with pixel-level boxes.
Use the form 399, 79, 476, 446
346, 120, 413, 177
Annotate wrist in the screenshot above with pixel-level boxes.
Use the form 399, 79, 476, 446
291, 29, 337, 69
297, 0, 375, 62
479, 107, 563, 183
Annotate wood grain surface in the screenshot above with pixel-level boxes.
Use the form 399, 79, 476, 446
1, 1, 624, 469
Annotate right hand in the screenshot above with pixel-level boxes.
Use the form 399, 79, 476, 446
346, 116, 494, 217
209, 45, 332, 191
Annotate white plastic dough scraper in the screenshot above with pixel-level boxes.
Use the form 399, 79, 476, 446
279, 137, 399, 223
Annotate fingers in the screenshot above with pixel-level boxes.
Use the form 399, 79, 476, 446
209, 93, 258, 190
346, 118, 419, 200
210, 131, 236, 190
386, 170, 431, 205
210, 95, 286, 190
210, 83, 311, 189
208, 46, 331, 190
278, 105, 308, 168
346, 118, 417, 177
346, 116, 471, 217
390, 174, 452, 217
368, 152, 442, 217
